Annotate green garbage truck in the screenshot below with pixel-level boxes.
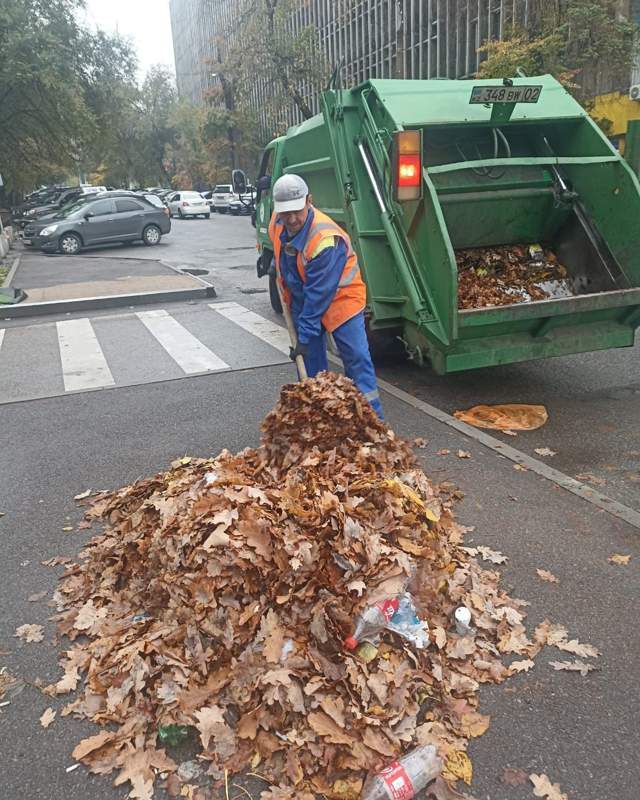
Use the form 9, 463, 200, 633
246, 75, 640, 374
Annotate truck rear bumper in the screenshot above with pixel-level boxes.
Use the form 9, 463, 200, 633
431, 320, 636, 373
420, 288, 640, 373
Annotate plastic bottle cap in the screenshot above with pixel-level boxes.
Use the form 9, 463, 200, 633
344, 636, 358, 650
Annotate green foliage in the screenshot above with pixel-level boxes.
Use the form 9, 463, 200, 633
478, 0, 638, 101
0, 0, 93, 190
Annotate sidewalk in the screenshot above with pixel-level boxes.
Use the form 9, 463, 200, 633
0, 362, 637, 799
1, 247, 214, 317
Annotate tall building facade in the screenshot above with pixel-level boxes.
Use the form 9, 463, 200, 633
170, 0, 529, 111
169, 0, 219, 104
169, 0, 640, 148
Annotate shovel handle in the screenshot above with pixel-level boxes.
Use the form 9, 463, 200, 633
275, 273, 308, 381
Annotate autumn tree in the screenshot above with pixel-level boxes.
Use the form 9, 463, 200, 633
478, 0, 638, 102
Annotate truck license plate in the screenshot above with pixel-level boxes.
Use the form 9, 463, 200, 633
470, 85, 542, 104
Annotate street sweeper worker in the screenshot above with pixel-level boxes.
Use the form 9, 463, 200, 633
268, 173, 383, 418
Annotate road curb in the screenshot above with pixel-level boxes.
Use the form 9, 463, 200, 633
1, 254, 20, 288
0, 284, 216, 319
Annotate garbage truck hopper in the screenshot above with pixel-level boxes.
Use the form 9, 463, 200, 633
253, 76, 640, 374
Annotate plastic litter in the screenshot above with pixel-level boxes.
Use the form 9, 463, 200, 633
157, 724, 191, 747
361, 744, 442, 799
344, 593, 429, 651
454, 606, 473, 636
453, 403, 548, 431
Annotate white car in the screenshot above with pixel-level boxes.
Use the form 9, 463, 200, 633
211, 184, 236, 213
166, 191, 211, 219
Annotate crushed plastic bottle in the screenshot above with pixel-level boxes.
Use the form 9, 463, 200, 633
343, 597, 400, 650
361, 744, 442, 799
157, 724, 191, 747
344, 593, 429, 651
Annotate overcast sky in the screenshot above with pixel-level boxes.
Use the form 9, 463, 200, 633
81, 0, 175, 82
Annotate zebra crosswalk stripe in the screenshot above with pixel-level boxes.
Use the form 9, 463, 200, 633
56, 318, 115, 392
0, 328, 4, 352
210, 302, 290, 355
136, 309, 230, 373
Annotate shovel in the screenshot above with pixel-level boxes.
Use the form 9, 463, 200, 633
275, 275, 308, 380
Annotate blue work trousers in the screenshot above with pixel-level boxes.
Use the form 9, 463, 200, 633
293, 310, 383, 418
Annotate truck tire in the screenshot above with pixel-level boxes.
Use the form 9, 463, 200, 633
365, 319, 405, 364
269, 271, 283, 315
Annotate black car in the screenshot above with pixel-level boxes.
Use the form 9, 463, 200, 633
16, 188, 84, 229
29, 195, 171, 255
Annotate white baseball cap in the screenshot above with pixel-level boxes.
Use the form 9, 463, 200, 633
273, 174, 309, 213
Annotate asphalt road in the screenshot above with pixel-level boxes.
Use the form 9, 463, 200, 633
1, 214, 639, 800
152, 215, 640, 512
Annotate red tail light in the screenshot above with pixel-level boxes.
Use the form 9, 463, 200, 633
397, 154, 421, 187
393, 130, 423, 201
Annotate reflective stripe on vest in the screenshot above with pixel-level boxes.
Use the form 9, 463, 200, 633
268, 208, 366, 333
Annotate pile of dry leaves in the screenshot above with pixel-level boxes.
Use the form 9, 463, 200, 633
47, 373, 558, 799
456, 245, 572, 310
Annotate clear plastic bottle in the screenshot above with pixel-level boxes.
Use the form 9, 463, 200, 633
361, 744, 442, 799
343, 597, 400, 650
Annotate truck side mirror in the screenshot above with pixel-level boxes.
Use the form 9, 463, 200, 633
232, 169, 247, 194
256, 175, 272, 191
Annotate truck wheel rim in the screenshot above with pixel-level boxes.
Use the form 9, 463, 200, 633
61, 236, 78, 253
146, 227, 160, 244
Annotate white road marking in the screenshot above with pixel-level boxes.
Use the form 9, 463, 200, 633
56, 318, 115, 392
136, 309, 229, 373
210, 302, 291, 355
0, 329, 5, 352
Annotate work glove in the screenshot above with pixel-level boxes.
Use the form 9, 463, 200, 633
289, 342, 308, 361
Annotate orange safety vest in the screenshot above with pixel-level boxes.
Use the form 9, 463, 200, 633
268, 207, 367, 333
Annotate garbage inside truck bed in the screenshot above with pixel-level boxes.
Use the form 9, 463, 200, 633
456, 244, 575, 310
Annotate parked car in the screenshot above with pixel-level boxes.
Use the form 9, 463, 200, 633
165, 191, 210, 219
210, 184, 236, 213
17, 188, 86, 229
28, 195, 171, 254
22, 191, 143, 243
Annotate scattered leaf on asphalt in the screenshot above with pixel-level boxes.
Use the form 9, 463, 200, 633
413, 437, 427, 449
529, 772, 568, 800
457, 450, 471, 459
513, 463, 528, 472
40, 707, 56, 728
74, 489, 92, 501
437, 448, 450, 455
459, 712, 490, 737
443, 750, 473, 784
536, 569, 559, 583
553, 639, 599, 658
476, 546, 508, 564
62, 526, 73, 532
509, 659, 535, 674
502, 429, 517, 436
501, 767, 528, 786
575, 472, 606, 486
534, 448, 556, 457
15, 624, 44, 643
41, 556, 71, 567
608, 553, 631, 565
549, 659, 596, 676
28, 591, 48, 602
